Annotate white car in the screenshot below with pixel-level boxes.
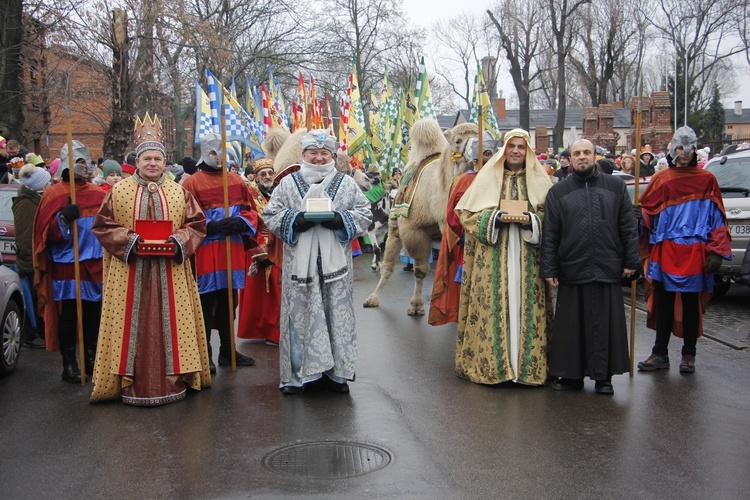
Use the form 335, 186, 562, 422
704, 148, 750, 296
0, 256, 24, 376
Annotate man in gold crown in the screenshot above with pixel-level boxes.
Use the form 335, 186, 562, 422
89, 113, 211, 406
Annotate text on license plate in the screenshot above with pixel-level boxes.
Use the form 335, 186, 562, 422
1, 240, 15, 253
729, 224, 750, 236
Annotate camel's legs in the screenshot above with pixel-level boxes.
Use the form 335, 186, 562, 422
402, 231, 433, 316
363, 222, 402, 307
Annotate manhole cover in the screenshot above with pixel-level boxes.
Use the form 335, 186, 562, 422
263, 441, 392, 478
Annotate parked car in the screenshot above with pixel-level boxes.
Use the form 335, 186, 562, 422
625, 176, 650, 202
0, 184, 18, 265
0, 254, 25, 376
704, 148, 750, 296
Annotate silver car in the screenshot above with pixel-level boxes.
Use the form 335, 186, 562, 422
704, 147, 750, 297
0, 256, 25, 376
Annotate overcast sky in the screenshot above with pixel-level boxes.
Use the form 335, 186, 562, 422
401, 0, 750, 109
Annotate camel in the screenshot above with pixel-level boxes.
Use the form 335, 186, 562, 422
264, 128, 291, 161
363, 119, 478, 315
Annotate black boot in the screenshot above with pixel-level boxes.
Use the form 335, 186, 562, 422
85, 345, 97, 376
61, 347, 81, 384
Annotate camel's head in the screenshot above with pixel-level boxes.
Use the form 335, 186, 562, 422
446, 122, 478, 172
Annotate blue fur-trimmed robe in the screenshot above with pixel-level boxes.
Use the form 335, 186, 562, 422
263, 171, 371, 386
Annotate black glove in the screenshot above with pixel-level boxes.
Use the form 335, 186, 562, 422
321, 212, 345, 230
206, 220, 223, 236
258, 258, 273, 268
60, 200, 80, 224
633, 203, 642, 222
494, 211, 508, 228
293, 213, 316, 233
704, 253, 722, 274
221, 217, 247, 234
520, 212, 533, 231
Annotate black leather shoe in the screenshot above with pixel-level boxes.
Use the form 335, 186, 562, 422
218, 351, 256, 367
323, 377, 350, 393
61, 364, 81, 384
595, 381, 614, 395
23, 337, 45, 349
280, 385, 304, 395
550, 378, 584, 391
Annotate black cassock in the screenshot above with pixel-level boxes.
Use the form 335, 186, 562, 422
549, 282, 631, 380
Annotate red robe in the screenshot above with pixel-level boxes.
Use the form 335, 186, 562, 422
429, 171, 477, 326
237, 184, 282, 344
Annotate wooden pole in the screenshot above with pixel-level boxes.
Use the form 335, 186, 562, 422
65, 76, 87, 385
477, 105, 484, 170
630, 92, 644, 377
220, 90, 237, 372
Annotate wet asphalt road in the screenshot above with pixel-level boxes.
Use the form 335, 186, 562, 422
1, 257, 749, 499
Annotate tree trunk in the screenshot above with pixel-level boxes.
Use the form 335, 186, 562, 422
553, 48, 566, 151
170, 64, 186, 160
0, 0, 25, 141
103, 9, 132, 161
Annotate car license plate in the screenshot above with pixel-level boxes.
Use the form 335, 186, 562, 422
729, 224, 750, 236
1, 239, 15, 254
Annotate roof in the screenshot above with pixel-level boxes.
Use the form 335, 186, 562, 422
438, 107, 750, 131
439, 108, 632, 131
725, 108, 750, 125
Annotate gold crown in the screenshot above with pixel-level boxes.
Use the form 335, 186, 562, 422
134, 112, 165, 152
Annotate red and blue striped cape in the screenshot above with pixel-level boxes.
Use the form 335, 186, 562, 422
182, 170, 258, 293
639, 166, 731, 293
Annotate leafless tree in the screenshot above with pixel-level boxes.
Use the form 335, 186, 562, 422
487, 0, 549, 131
431, 14, 483, 112
641, 0, 748, 110
568, 0, 640, 106
315, 0, 423, 132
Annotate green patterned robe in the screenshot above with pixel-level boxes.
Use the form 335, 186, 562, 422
455, 169, 553, 385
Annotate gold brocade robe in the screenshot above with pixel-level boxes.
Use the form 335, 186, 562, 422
90, 175, 211, 405
455, 170, 553, 385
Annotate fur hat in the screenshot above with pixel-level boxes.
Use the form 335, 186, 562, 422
19, 164, 51, 191
300, 129, 337, 153
102, 159, 122, 178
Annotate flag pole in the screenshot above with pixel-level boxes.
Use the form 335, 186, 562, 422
220, 89, 237, 372
65, 75, 87, 385
630, 86, 644, 377
477, 105, 484, 170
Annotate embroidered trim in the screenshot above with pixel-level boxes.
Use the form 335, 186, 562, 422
342, 210, 356, 241
122, 389, 186, 406
291, 172, 309, 199
326, 172, 345, 199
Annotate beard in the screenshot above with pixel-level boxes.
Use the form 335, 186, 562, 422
574, 164, 596, 178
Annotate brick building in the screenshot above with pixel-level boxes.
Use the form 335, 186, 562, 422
19, 20, 193, 163
626, 91, 673, 152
